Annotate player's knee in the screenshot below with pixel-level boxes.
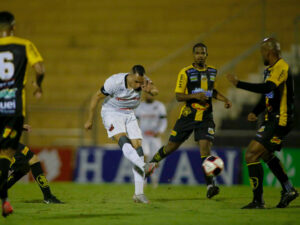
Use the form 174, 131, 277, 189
165, 141, 180, 154
118, 135, 131, 148
245, 148, 260, 164
28, 154, 39, 165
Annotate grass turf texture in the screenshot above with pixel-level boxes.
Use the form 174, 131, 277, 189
3, 183, 300, 225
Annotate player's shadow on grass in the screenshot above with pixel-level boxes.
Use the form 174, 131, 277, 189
23, 199, 44, 203
153, 197, 205, 202
44, 213, 136, 219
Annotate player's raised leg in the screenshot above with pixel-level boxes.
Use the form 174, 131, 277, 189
262, 151, 298, 208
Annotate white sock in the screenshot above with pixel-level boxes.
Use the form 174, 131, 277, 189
132, 156, 145, 195
122, 143, 145, 170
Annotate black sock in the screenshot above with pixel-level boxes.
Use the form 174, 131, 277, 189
267, 156, 293, 192
248, 162, 264, 202
150, 146, 168, 163
30, 162, 52, 198
7, 170, 27, 189
201, 156, 214, 186
0, 158, 11, 200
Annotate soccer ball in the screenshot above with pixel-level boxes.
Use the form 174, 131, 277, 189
202, 155, 224, 177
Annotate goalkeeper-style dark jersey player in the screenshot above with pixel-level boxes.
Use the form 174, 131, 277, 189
149, 43, 232, 198
227, 37, 298, 209
0, 11, 44, 217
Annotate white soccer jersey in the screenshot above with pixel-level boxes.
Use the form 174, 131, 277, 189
135, 100, 167, 136
101, 73, 142, 113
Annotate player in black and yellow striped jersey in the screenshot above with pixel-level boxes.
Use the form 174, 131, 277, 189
0, 11, 45, 217
149, 43, 232, 199
227, 38, 298, 209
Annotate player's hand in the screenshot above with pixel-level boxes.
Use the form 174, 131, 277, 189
141, 79, 152, 93
226, 74, 239, 87
224, 100, 232, 109
23, 124, 32, 132
193, 92, 208, 102
247, 112, 257, 122
32, 82, 43, 99
84, 120, 93, 130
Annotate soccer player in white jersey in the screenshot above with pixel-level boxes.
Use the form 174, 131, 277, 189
85, 65, 158, 204
135, 93, 167, 187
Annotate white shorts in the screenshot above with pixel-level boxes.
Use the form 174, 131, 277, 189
101, 110, 143, 140
142, 136, 162, 158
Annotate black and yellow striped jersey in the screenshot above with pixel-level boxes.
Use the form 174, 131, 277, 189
175, 64, 217, 121
0, 36, 43, 116
263, 58, 294, 126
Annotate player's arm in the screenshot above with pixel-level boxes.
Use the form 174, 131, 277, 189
213, 89, 232, 109
175, 69, 207, 102
32, 62, 45, 99
248, 95, 266, 122
226, 74, 277, 94
26, 41, 45, 99
84, 90, 107, 130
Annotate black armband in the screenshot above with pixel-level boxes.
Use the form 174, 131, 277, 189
101, 86, 110, 96
236, 81, 276, 94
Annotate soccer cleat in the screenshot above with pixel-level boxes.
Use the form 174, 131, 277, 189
206, 185, 220, 199
133, 194, 149, 204
44, 195, 63, 204
276, 188, 299, 208
144, 162, 157, 178
2, 201, 13, 217
241, 200, 266, 209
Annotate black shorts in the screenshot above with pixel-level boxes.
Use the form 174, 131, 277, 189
169, 117, 215, 143
0, 116, 24, 150
10, 143, 34, 172
254, 118, 293, 152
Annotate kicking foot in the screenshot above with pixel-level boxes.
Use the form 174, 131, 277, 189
144, 162, 157, 178
241, 200, 266, 209
133, 194, 149, 204
44, 195, 63, 204
2, 201, 13, 217
206, 185, 220, 199
277, 188, 299, 208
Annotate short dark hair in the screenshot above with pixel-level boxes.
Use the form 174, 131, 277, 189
132, 65, 145, 76
0, 11, 15, 29
193, 43, 207, 53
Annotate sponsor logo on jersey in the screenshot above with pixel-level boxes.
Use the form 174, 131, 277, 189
191, 88, 212, 97
109, 124, 114, 132
270, 136, 282, 145
0, 100, 16, 111
0, 88, 17, 99
189, 75, 198, 82
208, 127, 215, 135
265, 91, 274, 99
258, 126, 265, 133
209, 75, 215, 81
182, 106, 192, 117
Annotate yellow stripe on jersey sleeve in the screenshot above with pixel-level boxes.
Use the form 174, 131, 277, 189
175, 68, 188, 94
26, 41, 43, 66
266, 59, 288, 87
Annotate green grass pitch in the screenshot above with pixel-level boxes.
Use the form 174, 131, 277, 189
4, 183, 300, 225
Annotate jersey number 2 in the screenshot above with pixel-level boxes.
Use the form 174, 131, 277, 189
0, 52, 15, 80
